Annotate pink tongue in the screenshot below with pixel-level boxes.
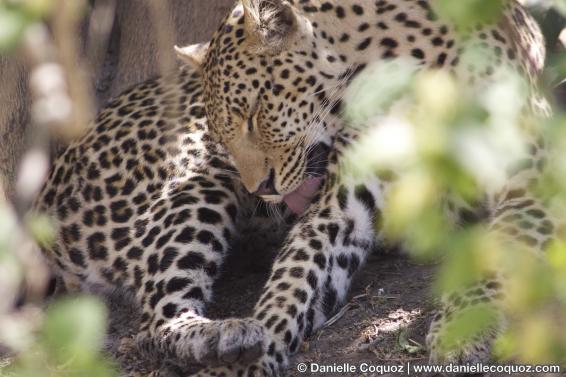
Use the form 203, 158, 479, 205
283, 177, 323, 214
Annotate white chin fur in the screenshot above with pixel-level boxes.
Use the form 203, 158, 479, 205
259, 194, 283, 204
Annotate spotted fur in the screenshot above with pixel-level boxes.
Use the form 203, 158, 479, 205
34, 1, 557, 376
172, 0, 557, 375
33, 67, 293, 369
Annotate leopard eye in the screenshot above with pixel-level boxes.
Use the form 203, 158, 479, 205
246, 98, 261, 134
232, 107, 245, 121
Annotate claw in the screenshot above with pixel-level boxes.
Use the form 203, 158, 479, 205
200, 348, 219, 366
241, 342, 264, 364
220, 346, 241, 364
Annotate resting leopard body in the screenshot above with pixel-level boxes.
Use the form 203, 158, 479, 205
33, 55, 376, 374
173, 0, 555, 376
34, 0, 556, 376
33, 67, 281, 369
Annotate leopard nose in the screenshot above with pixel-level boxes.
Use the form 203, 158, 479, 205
253, 169, 279, 196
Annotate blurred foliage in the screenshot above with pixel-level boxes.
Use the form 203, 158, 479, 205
0, 201, 116, 376
345, 0, 566, 365
435, 0, 505, 28
0, 0, 114, 376
7, 297, 115, 377
0, 0, 54, 51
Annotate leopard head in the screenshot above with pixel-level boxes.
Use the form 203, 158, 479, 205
177, 0, 341, 213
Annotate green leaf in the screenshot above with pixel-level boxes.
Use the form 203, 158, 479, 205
551, 0, 566, 16
0, 6, 31, 51
433, 0, 505, 29
344, 59, 417, 128
41, 297, 107, 364
438, 304, 499, 355
26, 214, 56, 249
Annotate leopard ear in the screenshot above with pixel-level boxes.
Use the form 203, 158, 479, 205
174, 42, 210, 69
242, 0, 297, 55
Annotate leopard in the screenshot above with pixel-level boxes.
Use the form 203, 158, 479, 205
32, 66, 302, 371
171, 0, 557, 375
32, 46, 380, 375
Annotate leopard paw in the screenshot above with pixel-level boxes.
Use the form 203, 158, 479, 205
196, 318, 267, 366
195, 355, 285, 377
137, 317, 267, 368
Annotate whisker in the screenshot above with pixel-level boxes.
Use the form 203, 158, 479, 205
213, 167, 240, 175
212, 167, 241, 182
301, 67, 354, 147
271, 202, 284, 222
267, 202, 276, 220
250, 196, 262, 219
